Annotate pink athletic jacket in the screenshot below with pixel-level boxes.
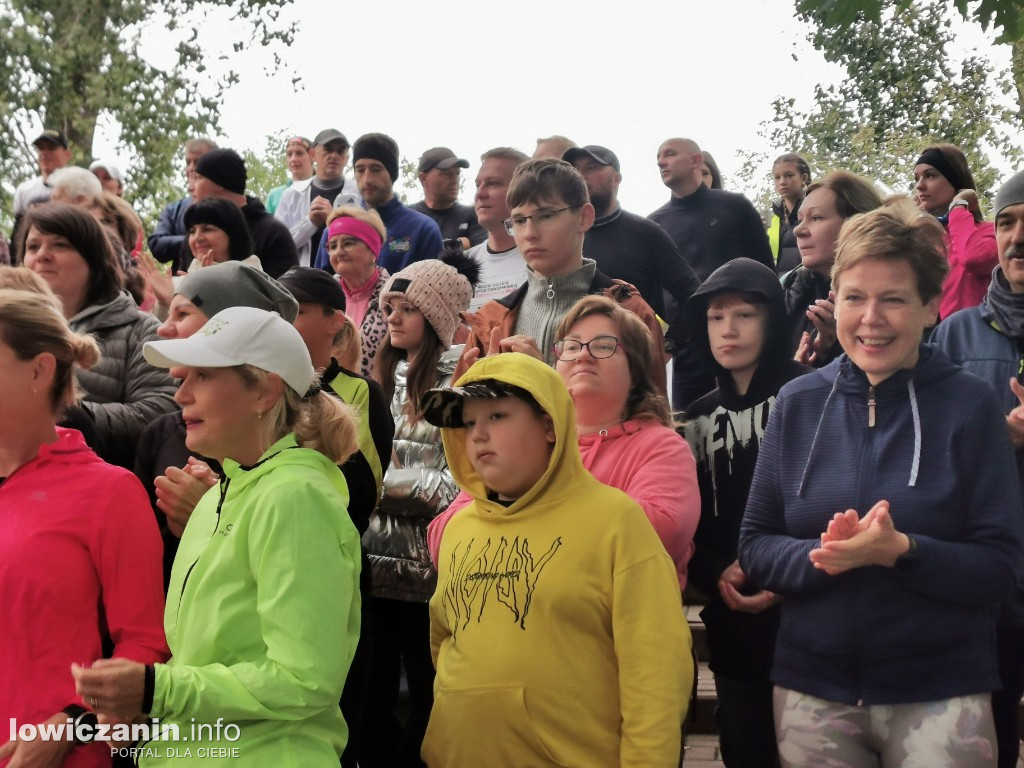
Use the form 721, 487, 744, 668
939, 207, 997, 320
428, 418, 699, 589
0, 428, 168, 768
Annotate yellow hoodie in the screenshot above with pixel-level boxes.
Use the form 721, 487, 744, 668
423, 353, 693, 768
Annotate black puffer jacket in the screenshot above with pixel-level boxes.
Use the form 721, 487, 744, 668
69, 292, 177, 468
781, 266, 841, 366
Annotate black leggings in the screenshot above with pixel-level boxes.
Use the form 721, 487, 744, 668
359, 598, 434, 768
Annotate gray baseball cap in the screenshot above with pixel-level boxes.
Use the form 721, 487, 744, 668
175, 262, 299, 323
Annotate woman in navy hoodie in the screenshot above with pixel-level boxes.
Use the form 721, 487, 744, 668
739, 200, 1024, 767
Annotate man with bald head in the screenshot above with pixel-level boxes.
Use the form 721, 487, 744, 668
649, 138, 773, 282
533, 134, 576, 160
649, 138, 773, 406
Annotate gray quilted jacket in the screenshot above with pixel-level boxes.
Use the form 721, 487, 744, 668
69, 293, 178, 468
363, 345, 462, 602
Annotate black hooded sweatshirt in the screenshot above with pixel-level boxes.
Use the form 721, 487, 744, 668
681, 257, 811, 680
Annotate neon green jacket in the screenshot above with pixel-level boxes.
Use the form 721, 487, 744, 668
144, 434, 361, 767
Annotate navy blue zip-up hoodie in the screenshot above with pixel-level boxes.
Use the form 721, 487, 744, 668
739, 344, 1024, 705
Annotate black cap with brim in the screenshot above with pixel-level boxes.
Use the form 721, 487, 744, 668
34, 129, 68, 149
417, 147, 470, 174
277, 266, 346, 312
421, 381, 527, 428
313, 129, 350, 149
562, 145, 620, 172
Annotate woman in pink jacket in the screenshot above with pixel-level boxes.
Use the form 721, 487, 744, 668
914, 143, 998, 319
429, 295, 698, 590
0, 288, 167, 768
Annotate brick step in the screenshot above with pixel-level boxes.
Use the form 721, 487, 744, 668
685, 603, 708, 661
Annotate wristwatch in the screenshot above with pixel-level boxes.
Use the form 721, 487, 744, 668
948, 200, 970, 213
895, 535, 918, 565
62, 705, 98, 743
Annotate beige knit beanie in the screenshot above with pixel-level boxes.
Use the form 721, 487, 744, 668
380, 257, 476, 347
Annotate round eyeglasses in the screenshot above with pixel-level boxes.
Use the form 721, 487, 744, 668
552, 335, 624, 361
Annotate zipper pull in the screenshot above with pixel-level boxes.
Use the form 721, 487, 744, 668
868, 385, 876, 428
546, 282, 555, 300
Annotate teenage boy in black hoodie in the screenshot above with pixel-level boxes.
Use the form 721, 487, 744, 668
681, 257, 811, 768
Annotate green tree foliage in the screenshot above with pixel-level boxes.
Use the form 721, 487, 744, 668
397, 156, 420, 204
797, 0, 1024, 119
241, 134, 289, 203
739, 0, 1022, 208
0, 0, 295, 235
798, 0, 1024, 42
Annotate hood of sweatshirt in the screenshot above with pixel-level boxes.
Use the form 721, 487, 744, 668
439, 352, 586, 517
685, 257, 799, 404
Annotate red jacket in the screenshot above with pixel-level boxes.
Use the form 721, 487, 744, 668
0, 428, 168, 768
454, 271, 668, 392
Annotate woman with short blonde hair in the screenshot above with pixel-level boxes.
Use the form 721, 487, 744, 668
740, 200, 1019, 767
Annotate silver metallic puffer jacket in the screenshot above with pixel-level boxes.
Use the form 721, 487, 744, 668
363, 346, 462, 602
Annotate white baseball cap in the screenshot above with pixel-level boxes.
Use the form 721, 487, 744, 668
144, 306, 315, 395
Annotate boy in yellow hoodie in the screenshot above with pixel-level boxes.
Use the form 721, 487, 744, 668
419, 352, 693, 767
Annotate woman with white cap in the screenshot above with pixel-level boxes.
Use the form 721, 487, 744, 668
132, 261, 299, 584
363, 246, 479, 768
73, 306, 365, 767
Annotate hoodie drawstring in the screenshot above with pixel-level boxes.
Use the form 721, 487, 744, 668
907, 380, 921, 487
581, 430, 606, 472
798, 371, 922, 496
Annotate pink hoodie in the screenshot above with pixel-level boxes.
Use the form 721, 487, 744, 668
939, 207, 997, 320
0, 429, 168, 768
428, 418, 699, 589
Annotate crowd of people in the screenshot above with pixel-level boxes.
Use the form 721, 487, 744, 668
1, 123, 1023, 768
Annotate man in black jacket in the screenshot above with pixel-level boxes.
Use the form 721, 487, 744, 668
650, 137, 774, 282
192, 148, 299, 278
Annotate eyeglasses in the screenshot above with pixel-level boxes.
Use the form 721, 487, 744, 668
381, 302, 420, 318
552, 335, 624, 361
330, 237, 365, 253
503, 206, 580, 236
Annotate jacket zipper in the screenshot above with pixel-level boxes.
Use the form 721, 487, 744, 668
867, 385, 876, 428
175, 477, 230, 621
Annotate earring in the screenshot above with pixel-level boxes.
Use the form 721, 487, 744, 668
257, 410, 263, 421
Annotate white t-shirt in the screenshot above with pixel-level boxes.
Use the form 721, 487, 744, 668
13, 176, 51, 216
466, 241, 528, 312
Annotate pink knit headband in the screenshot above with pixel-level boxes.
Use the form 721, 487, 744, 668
327, 217, 383, 257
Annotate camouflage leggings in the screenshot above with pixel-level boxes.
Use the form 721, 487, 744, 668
773, 687, 996, 768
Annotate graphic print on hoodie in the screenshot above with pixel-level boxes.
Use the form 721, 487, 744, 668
424, 352, 693, 768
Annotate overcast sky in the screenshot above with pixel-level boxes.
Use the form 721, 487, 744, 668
96, 0, 1017, 213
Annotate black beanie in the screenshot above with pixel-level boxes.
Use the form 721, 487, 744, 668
353, 133, 399, 182
195, 148, 247, 195
183, 197, 253, 262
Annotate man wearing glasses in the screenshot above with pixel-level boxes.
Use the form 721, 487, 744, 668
276, 128, 361, 266
453, 158, 667, 393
